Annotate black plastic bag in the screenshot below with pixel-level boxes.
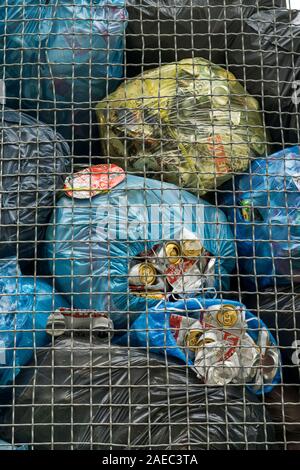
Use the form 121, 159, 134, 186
0, 109, 70, 259
227, 8, 300, 146
0, 337, 275, 449
243, 285, 300, 384
125, 0, 286, 76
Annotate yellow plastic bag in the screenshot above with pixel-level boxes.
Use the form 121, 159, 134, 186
96, 57, 267, 194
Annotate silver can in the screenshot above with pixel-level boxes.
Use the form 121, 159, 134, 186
128, 262, 157, 286
47, 308, 114, 338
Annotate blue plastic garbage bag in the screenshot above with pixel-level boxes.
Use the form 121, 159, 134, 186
0, 439, 27, 450
220, 146, 300, 289
0, 259, 69, 387
0, 0, 127, 141
114, 297, 281, 395
44, 175, 235, 329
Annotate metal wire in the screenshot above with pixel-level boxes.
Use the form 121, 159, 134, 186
0, 0, 299, 451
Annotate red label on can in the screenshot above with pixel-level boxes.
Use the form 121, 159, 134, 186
64, 164, 125, 199
166, 259, 197, 286
169, 314, 185, 340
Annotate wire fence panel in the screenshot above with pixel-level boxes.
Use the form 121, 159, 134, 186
0, 0, 299, 451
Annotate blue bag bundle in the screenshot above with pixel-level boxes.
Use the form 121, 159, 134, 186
0, 439, 27, 451
220, 146, 300, 289
0, 0, 127, 141
0, 259, 69, 387
44, 174, 235, 329
115, 297, 281, 395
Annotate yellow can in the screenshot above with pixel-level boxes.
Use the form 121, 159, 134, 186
181, 239, 204, 258
216, 304, 239, 328
165, 241, 181, 265
185, 328, 204, 352
129, 263, 157, 286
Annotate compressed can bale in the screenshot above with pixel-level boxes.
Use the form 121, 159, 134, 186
96, 57, 267, 195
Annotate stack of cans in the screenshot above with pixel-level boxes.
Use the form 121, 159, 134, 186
169, 304, 279, 387
129, 236, 215, 299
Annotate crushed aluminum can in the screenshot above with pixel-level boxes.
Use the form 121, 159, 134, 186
64, 164, 125, 199
204, 303, 246, 335
181, 239, 205, 259
202, 256, 216, 288
194, 336, 241, 385
261, 347, 280, 383
165, 259, 209, 297
141, 241, 181, 273
46, 308, 114, 338
237, 333, 261, 382
205, 353, 241, 386
128, 262, 157, 286
256, 328, 280, 383
169, 315, 202, 349
130, 292, 166, 300
46, 310, 66, 337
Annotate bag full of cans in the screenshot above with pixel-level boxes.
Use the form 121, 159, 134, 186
43, 164, 235, 329
220, 145, 300, 289
115, 297, 281, 395
128, 228, 217, 299
96, 57, 267, 195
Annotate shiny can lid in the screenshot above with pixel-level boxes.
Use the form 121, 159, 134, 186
138, 263, 157, 286
181, 239, 204, 258
165, 241, 181, 264
216, 304, 239, 328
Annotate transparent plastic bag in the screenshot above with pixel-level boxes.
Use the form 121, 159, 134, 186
97, 57, 267, 194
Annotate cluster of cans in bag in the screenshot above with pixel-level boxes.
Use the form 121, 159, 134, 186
129, 233, 216, 299
170, 303, 279, 387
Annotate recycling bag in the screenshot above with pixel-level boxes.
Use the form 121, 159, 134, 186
0, 109, 70, 259
44, 173, 235, 328
227, 8, 300, 146
115, 297, 281, 395
0, 259, 69, 388
97, 57, 267, 195
0, 336, 276, 449
0, 0, 127, 142
125, 0, 286, 77
220, 146, 300, 289
243, 284, 300, 384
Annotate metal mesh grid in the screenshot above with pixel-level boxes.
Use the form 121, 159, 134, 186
0, 0, 298, 451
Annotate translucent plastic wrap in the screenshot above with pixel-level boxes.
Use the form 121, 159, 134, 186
97, 57, 267, 195
0, 337, 276, 449
0, 0, 127, 142
220, 146, 300, 289
227, 9, 300, 145
115, 297, 281, 395
0, 109, 70, 259
125, 0, 286, 77
244, 284, 300, 384
0, 259, 69, 388
44, 173, 236, 328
